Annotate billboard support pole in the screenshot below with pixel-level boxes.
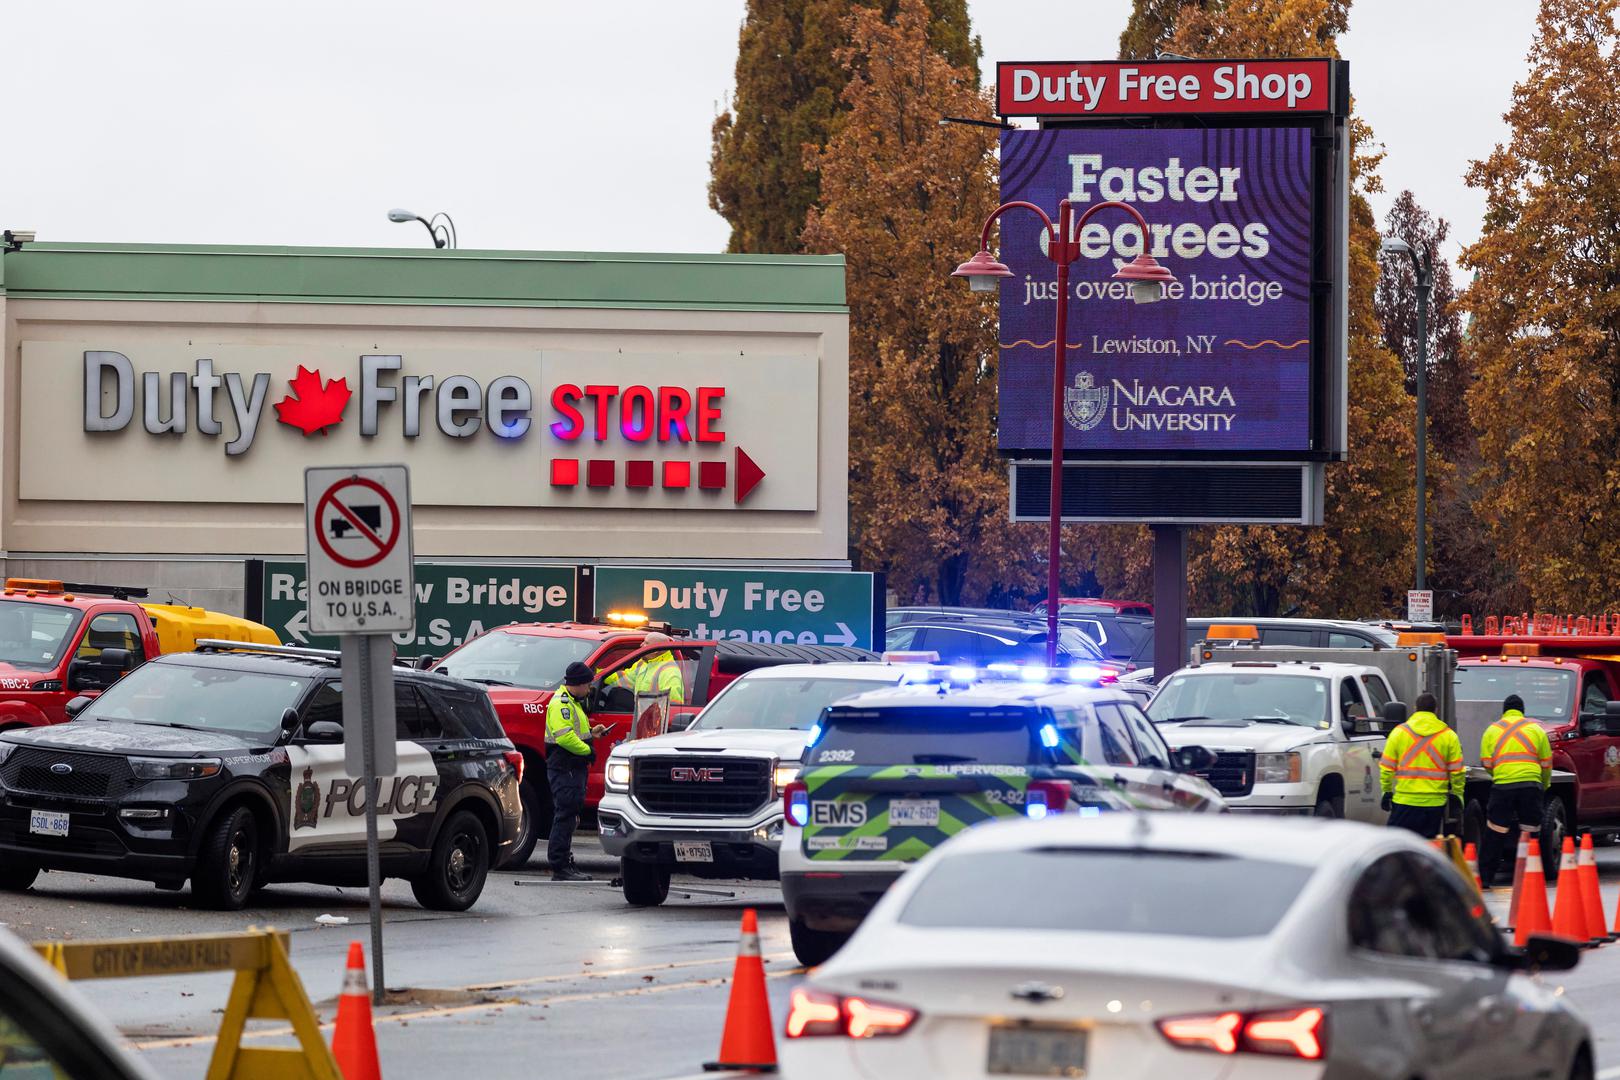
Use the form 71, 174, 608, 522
1152, 525, 1188, 682
1044, 203, 1075, 668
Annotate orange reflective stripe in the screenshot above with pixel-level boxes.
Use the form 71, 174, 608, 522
1486, 718, 1550, 769
1393, 729, 1455, 781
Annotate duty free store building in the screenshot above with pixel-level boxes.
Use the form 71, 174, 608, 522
0, 243, 850, 614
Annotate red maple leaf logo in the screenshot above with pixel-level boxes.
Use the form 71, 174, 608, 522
274, 366, 351, 436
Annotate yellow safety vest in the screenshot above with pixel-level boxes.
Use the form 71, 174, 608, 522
608, 650, 685, 704
545, 689, 592, 757
1481, 710, 1552, 788
1378, 712, 1465, 807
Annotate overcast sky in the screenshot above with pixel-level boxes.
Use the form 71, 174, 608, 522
1, 1, 1538, 272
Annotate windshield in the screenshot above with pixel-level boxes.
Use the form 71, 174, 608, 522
1148, 672, 1330, 728
900, 848, 1312, 937
436, 631, 595, 690
813, 706, 1038, 764
693, 676, 891, 731
81, 661, 312, 737
1455, 665, 1575, 720
0, 601, 82, 671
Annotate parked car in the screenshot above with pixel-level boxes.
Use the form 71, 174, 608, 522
1033, 597, 1154, 617
882, 620, 1112, 671
782, 814, 1591, 1080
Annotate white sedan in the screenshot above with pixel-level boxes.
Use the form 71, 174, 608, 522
781, 814, 1592, 1080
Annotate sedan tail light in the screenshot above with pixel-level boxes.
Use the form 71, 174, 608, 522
503, 750, 525, 784
1025, 779, 1070, 819
1158, 1006, 1326, 1060
783, 781, 810, 827
785, 987, 917, 1039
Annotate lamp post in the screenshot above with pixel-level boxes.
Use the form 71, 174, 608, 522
388, 208, 458, 249
955, 200, 1176, 667
1381, 237, 1432, 593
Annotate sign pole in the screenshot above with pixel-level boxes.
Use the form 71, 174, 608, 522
1152, 525, 1188, 682
357, 632, 385, 1006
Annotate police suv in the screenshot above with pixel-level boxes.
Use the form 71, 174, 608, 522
0, 643, 521, 911
779, 674, 1226, 964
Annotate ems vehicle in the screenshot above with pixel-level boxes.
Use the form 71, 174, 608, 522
599, 662, 910, 906
432, 620, 872, 865
0, 642, 521, 911
782, 815, 1592, 1080
778, 675, 1224, 965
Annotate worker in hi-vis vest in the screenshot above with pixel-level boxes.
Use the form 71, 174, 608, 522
1476, 693, 1553, 886
605, 632, 686, 705
545, 661, 609, 881
1379, 691, 1465, 840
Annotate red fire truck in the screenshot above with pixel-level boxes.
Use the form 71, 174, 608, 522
1449, 615, 1620, 872
0, 579, 277, 730
429, 618, 874, 865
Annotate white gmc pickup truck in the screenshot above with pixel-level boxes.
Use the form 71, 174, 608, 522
596, 663, 906, 906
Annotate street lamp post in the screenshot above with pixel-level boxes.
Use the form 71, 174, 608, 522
388, 208, 458, 249
955, 200, 1176, 667
1381, 237, 1433, 593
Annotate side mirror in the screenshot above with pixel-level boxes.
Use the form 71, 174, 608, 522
667, 713, 697, 733
1382, 701, 1409, 728
98, 648, 135, 671
1501, 934, 1582, 973
279, 707, 300, 732
413, 655, 438, 671
1174, 745, 1219, 773
301, 720, 344, 744
64, 695, 92, 718
1603, 700, 1620, 734
1581, 712, 1606, 736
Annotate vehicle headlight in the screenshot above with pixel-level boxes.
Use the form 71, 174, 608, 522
773, 764, 799, 791
1255, 752, 1302, 784
605, 760, 631, 791
129, 756, 222, 781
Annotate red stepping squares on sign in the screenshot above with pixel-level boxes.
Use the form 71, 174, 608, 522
548, 448, 766, 505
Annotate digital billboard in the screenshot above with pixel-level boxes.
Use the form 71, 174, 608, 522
997, 126, 1316, 457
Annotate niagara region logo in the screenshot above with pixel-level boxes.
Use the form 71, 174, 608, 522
1063, 372, 1109, 432
274, 366, 352, 436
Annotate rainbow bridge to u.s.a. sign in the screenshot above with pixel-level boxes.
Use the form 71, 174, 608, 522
997, 127, 1314, 456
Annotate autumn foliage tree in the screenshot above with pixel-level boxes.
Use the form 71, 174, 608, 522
709, 0, 979, 255
802, 0, 1041, 604
1089, 0, 1416, 619
1461, 0, 1620, 610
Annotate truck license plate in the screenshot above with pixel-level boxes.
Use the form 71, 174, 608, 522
987, 1025, 1088, 1076
28, 810, 69, 838
673, 841, 713, 863
888, 799, 940, 827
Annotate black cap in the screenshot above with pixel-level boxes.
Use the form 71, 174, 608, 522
564, 661, 595, 685
1414, 691, 1438, 713
1504, 694, 1525, 712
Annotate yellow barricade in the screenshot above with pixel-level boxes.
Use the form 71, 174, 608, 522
34, 928, 341, 1080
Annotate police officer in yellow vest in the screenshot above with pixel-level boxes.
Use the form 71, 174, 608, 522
605, 632, 686, 705
546, 661, 609, 881
1379, 691, 1465, 839
1477, 693, 1553, 886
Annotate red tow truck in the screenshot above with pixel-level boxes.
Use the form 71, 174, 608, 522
1448, 616, 1620, 872
0, 579, 277, 730
429, 618, 875, 865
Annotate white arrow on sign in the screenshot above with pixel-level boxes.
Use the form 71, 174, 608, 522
285, 609, 310, 645
823, 622, 857, 647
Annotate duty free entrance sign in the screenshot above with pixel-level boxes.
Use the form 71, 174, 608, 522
592, 567, 878, 651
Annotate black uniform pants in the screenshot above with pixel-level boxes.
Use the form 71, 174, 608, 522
547, 756, 590, 868
1479, 782, 1544, 886
1387, 802, 1445, 839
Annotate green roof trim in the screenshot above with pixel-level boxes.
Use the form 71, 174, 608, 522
0, 243, 846, 312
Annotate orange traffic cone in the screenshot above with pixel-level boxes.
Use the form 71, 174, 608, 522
1515, 839, 1553, 947
1506, 833, 1530, 929
1577, 835, 1613, 943
332, 942, 382, 1080
703, 909, 778, 1073
1550, 836, 1591, 944
1464, 842, 1483, 894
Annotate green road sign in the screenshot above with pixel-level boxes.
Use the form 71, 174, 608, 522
593, 566, 877, 650
257, 561, 576, 653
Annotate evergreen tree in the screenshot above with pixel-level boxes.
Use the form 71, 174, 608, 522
709, 0, 979, 255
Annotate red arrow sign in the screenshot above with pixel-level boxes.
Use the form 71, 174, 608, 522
735, 447, 765, 505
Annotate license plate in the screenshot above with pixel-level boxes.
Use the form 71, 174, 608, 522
673, 841, 713, 863
28, 810, 69, 838
987, 1025, 1089, 1077
888, 799, 939, 827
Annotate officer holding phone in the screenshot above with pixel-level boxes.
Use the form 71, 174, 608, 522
545, 661, 610, 881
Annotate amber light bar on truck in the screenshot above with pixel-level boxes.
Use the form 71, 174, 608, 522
2, 578, 150, 600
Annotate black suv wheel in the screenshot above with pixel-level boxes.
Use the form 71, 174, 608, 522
192, 806, 259, 910
789, 918, 846, 967
412, 810, 490, 911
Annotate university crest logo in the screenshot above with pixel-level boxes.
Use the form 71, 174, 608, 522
1064, 372, 1109, 432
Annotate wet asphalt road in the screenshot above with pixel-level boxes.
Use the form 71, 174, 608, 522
8, 840, 1620, 1079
